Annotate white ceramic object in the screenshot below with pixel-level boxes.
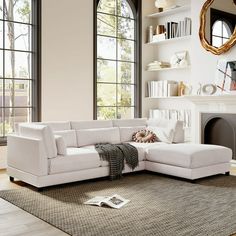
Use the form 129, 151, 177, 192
202, 84, 217, 95
155, 0, 176, 9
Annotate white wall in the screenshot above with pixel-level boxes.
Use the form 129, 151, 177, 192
41, 0, 94, 121
190, 0, 236, 87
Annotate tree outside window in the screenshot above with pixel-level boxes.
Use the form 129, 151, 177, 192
0, 0, 39, 143
95, 0, 138, 120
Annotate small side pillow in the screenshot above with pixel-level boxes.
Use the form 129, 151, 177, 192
148, 126, 174, 144
54, 135, 67, 156
132, 129, 157, 143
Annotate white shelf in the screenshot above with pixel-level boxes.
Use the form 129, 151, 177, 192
146, 5, 191, 18
147, 66, 190, 72
147, 35, 191, 45
146, 96, 183, 99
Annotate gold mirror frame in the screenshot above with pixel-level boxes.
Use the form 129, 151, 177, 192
199, 0, 236, 55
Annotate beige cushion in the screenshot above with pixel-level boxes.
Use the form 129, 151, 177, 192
147, 118, 184, 143
37, 122, 71, 131
54, 135, 67, 156
148, 126, 175, 144
49, 147, 101, 174
76, 127, 120, 147
71, 120, 113, 130
112, 118, 147, 127
119, 126, 146, 142
54, 130, 77, 147
146, 144, 232, 169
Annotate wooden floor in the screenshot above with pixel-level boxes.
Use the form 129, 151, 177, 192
1, 169, 236, 236
0, 170, 68, 236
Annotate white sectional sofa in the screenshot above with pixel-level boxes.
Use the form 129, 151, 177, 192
7, 118, 232, 189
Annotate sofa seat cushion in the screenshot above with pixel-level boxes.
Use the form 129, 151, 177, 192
84, 143, 148, 167
127, 142, 168, 162
146, 144, 232, 169
49, 148, 101, 174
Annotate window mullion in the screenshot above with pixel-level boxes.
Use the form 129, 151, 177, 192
2, 0, 5, 138
116, 1, 118, 118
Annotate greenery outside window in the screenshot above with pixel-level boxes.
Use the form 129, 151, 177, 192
0, 0, 40, 145
95, 0, 140, 120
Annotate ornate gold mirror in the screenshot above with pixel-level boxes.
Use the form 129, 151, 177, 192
199, 0, 236, 55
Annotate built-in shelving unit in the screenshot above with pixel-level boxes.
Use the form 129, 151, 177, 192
146, 96, 183, 99
146, 5, 191, 19
147, 65, 191, 72
143, 1, 192, 136
147, 35, 191, 45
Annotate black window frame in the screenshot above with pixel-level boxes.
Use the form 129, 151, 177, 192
210, 8, 236, 46
94, 0, 141, 120
0, 0, 41, 145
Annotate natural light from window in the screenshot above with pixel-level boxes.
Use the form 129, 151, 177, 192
96, 0, 137, 120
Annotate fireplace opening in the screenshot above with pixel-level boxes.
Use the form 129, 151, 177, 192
201, 113, 236, 160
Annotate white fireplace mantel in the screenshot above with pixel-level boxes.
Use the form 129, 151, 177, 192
184, 95, 236, 143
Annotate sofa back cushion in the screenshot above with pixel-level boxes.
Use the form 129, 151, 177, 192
119, 126, 146, 142
53, 130, 77, 147
71, 120, 113, 130
19, 124, 57, 159
147, 118, 184, 143
76, 127, 120, 147
112, 118, 147, 127
36, 122, 71, 131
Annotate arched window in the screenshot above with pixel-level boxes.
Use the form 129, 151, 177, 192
0, 0, 41, 144
95, 0, 140, 120
212, 20, 232, 47
210, 8, 235, 48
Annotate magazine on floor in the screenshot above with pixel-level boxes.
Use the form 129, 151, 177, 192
84, 194, 130, 209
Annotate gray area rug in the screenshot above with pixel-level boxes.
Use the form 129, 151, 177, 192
1, 172, 236, 236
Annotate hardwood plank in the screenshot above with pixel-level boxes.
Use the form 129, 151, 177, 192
0, 171, 68, 236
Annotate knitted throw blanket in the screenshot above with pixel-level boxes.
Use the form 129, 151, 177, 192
95, 143, 139, 180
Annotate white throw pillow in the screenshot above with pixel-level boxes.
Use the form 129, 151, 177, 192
53, 130, 77, 147
76, 127, 120, 147
148, 126, 175, 144
119, 126, 146, 142
147, 118, 185, 143
173, 121, 184, 143
54, 135, 67, 156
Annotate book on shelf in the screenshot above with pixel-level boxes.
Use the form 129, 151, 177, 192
147, 80, 178, 97
149, 109, 191, 128
84, 194, 130, 209
165, 17, 192, 39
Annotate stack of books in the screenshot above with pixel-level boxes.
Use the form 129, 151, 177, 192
147, 61, 170, 71
147, 80, 178, 97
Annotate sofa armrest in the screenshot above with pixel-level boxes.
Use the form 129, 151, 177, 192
7, 134, 48, 176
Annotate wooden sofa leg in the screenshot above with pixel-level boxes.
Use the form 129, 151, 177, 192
225, 171, 230, 176
9, 176, 14, 182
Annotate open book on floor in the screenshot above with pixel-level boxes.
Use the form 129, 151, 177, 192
84, 194, 130, 209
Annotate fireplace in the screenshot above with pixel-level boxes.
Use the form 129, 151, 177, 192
201, 113, 236, 160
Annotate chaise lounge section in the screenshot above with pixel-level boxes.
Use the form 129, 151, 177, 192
7, 119, 232, 188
